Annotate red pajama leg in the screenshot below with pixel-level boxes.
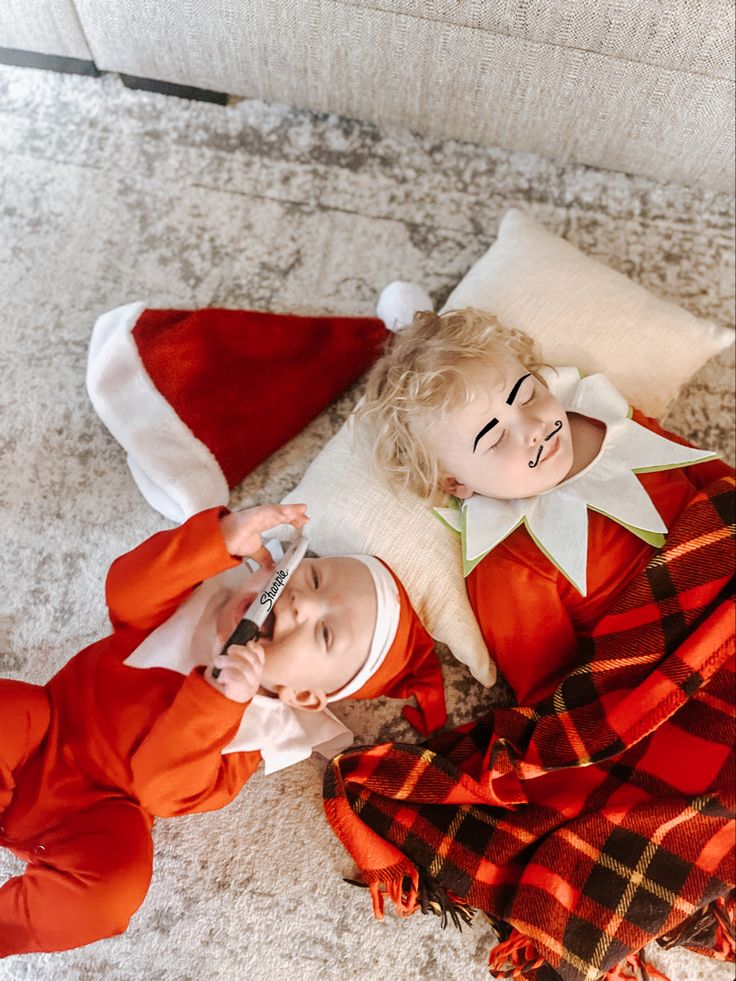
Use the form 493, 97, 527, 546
0, 798, 154, 957
0, 679, 50, 813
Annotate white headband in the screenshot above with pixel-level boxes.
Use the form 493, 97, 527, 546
327, 553, 401, 702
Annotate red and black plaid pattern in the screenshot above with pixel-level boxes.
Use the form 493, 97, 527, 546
324, 478, 735, 981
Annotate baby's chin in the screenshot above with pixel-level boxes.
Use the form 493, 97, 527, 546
477, 470, 568, 500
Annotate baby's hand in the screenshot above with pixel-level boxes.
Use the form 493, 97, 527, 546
205, 641, 265, 704
219, 503, 308, 567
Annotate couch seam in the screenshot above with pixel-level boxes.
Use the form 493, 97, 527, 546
326, 0, 735, 83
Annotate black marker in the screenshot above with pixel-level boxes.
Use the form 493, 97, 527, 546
211, 536, 309, 677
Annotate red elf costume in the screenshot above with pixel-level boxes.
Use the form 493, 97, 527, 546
0, 507, 445, 957
435, 366, 733, 705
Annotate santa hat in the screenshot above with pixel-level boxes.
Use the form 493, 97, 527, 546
375, 280, 433, 331
87, 301, 395, 522
329, 555, 446, 737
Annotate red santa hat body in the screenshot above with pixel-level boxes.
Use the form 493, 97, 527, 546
87, 302, 391, 522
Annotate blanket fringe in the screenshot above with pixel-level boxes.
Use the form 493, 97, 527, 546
344, 866, 475, 928
712, 894, 736, 960
343, 868, 476, 930
415, 868, 475, 931
656, 893, 736, 960
343, 866, 418, 919
603, 952, 670, 981
487, 930, 674, 981
488, 929, 545, 979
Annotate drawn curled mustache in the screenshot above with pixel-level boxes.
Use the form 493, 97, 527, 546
528, 420, 563, 468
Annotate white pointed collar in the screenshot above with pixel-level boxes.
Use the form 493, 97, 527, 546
435, 367, 717, 595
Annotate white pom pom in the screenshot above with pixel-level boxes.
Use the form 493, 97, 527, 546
376, 281, 433, 332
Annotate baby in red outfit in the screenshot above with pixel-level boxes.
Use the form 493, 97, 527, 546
1, 503, 445, 957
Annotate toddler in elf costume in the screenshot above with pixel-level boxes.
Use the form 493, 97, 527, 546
360, 296, 733, 705
0, 502, 445, 957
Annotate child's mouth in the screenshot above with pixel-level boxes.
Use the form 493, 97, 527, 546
529, 422, 563, 468
543, 435, 560, 462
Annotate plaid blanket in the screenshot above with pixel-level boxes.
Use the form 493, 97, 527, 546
324, 478, 735, 981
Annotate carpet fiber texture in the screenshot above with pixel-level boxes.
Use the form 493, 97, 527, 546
0, 63, 733, 981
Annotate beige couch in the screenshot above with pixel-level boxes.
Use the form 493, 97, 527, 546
1, 1, 734, 191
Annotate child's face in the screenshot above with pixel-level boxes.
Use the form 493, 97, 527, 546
426, 353, 575, 500
218, 556, 376, 707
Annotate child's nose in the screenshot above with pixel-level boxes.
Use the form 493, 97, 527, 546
524, 415, 546, 445
288, 586, 320, 623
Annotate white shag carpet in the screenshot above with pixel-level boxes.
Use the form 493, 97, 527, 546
0, 63, 733, 981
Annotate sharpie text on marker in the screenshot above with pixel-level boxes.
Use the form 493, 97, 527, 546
259, 569, 289, 613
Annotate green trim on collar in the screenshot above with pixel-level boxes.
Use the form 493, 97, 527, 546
587, 506, 667, 549
632, 453, 718, 475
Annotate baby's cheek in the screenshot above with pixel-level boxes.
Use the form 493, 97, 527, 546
260, 638, 277, 659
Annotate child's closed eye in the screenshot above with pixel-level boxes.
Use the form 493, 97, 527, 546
320, 620, 332, 649
488, 430, 508, 451
520, 380, 536, 406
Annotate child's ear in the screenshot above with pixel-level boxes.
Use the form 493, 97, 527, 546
440, 475, 474, 500
274, 685, 328, 712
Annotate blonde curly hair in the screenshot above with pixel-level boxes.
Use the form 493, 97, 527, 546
357, 307, 542, 503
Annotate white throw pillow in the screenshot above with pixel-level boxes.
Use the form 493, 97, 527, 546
443, 209, 734, 419
275, 208, 733, 687
277, 417, 497, 687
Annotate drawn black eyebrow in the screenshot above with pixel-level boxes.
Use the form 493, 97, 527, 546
506, 373, 531, 405
473, 417, 498, 452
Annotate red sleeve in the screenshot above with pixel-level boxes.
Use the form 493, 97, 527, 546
130, 668, 261, 816
631, 409, 734, 488
467, 550, 579, 706
105, 507, 241, 632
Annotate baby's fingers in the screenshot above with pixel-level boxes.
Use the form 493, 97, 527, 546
212, 637, 262, 675
261, 502, 309, 530
281, 502, 309, 527
249, 543, 275, 570
226, 641, 265, 666
209, 654, 262, 703
222, 642, 265, 684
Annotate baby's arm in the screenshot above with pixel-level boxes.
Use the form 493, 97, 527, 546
131, 639, 274, 814
128, 661, 263, 816
106, 503, 308, 632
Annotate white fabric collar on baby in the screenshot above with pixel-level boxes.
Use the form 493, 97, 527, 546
434, 367, 716, 596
